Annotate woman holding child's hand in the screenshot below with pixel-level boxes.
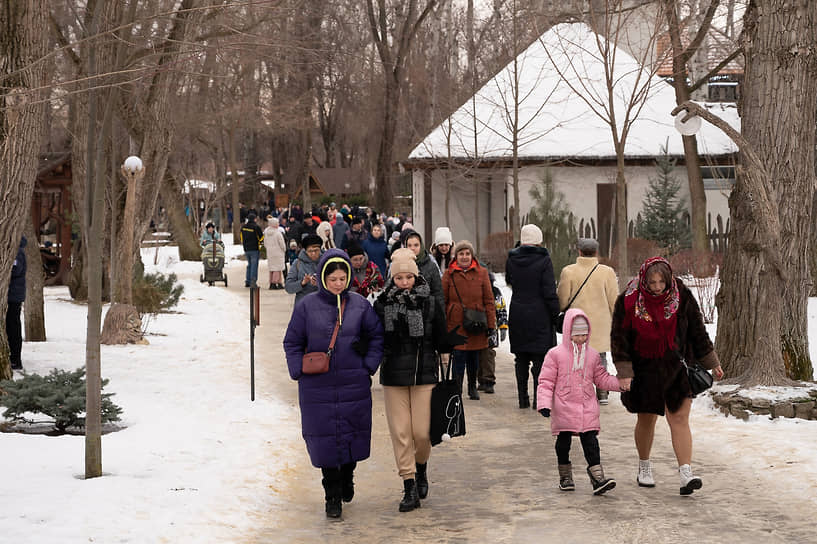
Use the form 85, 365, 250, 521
611, 257, 722, 496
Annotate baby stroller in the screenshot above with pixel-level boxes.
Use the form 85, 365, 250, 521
200, 240, 227, 286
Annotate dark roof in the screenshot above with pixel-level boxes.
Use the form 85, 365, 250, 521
310, 168, 370, 195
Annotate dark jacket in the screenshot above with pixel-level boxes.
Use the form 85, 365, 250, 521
611, 279, 718, 413
362, 234, 389, 277
8, 237, 27, 303
374, 276, 446, 386
240, 222, 264, 251
283, 249, 385, 468
442, 260, 496, 351
611, 278, 719, 379
505, 245, 559, 354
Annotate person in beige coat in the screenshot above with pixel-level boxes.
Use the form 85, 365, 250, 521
264, 216, 287, 289
557, 238, 619, 403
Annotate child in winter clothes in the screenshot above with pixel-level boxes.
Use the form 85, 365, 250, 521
536, 308, 622, 495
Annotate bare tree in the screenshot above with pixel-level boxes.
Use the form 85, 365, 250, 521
0, 0, 50, 379
24, 218, 46, 342
709, 0, 817, 384
367, 0, 441, 213
662, 0, 742, 252
543, 2, 665, 277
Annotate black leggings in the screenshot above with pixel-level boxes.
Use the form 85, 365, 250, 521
555, 431, 600, 466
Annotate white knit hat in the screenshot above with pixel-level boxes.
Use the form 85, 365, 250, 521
572, 316, 589, 335
520, 224, 543, 246
434, 226, 453, 246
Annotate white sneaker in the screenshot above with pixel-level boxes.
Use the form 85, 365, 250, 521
679, 464, 702, 495
637, 459, 655, 487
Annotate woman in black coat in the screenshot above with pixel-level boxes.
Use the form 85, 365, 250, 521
611, 257, 723, 495
504, 225, 560, 409
374, 248, 455, 513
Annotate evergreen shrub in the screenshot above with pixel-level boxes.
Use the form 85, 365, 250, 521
133, 272, 184, 315
0, 368, 123, 433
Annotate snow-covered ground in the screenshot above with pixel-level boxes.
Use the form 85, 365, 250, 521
1, 239, 300, 543
1, 253, 816, 543
495, 272, 817, 495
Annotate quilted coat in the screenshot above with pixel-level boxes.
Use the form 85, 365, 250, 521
505, 245, 560, 354
283, 249, 385, 468
536, 308, 620, 436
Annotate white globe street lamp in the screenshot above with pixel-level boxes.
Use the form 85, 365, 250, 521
674, 109, 702, 136
123, 155, 144, 175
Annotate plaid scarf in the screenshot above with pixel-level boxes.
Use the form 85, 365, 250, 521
380, 278, 430, 338
623, 256, 680, 358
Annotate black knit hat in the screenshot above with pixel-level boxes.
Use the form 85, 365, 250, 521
346, 241, 365, 258
302, 234, 322, 249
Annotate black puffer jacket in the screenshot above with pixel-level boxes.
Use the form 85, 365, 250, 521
505, 245, 559, 354
374, 276, 446, 386
8, 237, 26, 303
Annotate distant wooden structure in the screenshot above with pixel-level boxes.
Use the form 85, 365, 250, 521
33, 153, 73, 285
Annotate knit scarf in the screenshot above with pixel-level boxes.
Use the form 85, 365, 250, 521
572, 341, 587, 371
381, 279, 430, 338
623, 256, 680, 358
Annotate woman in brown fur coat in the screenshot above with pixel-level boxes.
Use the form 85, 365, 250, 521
611, 257, 723, 496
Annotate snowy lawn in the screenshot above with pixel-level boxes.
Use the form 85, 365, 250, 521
1, 241, 299, 543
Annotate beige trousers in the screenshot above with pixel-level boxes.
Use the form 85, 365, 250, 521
383, 384, 435, 480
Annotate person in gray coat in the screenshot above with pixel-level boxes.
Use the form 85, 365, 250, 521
285, 234, 324, 305
333, 213, 350, 249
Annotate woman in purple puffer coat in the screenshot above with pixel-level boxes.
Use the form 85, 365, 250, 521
283, 249, 384, 520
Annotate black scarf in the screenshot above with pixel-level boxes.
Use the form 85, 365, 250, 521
380, 278, 430, 337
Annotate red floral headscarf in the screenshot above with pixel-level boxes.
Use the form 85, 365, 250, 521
623, 256, 680, 358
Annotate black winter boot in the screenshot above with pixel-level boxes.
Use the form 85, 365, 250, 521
322, 470, 343, 519
415, 463, 429, 499
515, 361, 530, 408
455, 372, 465, 396
340, 463, 356, 503
587, 464, 616, 495
467, 372, 480, 400
399, 478, 421, 512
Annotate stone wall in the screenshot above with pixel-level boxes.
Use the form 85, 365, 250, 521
711, 389, 817, 421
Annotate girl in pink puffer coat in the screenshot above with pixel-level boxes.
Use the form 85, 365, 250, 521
536, 308, 623, 495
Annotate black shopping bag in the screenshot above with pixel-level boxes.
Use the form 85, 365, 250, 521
429, 355, 466, 446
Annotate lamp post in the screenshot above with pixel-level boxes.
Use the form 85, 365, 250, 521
120, 156, 144, 305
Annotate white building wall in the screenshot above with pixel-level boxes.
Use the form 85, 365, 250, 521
419, 162, 732, 251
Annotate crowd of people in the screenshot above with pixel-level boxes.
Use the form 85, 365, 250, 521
272, 206, 723, 521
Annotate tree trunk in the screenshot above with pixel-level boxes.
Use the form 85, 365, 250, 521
161, 174, 200, 261
615, 154, 628, 278
374, 77, 399, 212
229, 126, 241, 240
24, 218, 46, 342
716, 0, 816, 385
663, 0, 709, 252
0, 0, 50, 379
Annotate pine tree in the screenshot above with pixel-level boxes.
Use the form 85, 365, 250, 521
525, 169, 577, 273
637, 144, 691, 254
0, 368, 122, 433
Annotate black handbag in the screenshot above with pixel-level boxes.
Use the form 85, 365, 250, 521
429, 356, 466, 446
683, 358, 713, 395
556, 264, 599, 334
451, 275, 488, 334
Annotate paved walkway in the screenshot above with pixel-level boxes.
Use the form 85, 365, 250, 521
222, 265, 814, 544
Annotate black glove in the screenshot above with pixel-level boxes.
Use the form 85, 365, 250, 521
442, 325, 468, 350
352, 335, 369, 357
538, 408, 550, 418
